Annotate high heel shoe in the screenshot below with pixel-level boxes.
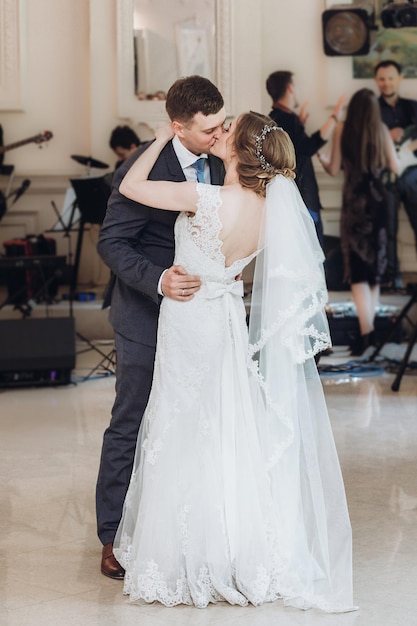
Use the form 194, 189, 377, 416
349, 331, 375, 357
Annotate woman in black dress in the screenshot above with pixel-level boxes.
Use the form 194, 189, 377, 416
319, 88, 400, 355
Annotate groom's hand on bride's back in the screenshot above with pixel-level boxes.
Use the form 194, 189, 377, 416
161, 265, 201, 301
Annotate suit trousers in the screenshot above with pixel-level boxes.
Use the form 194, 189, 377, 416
397, 167, 417, 250
96, 331, 155, 545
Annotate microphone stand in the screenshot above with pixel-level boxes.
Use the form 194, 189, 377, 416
1, 179, 31, 210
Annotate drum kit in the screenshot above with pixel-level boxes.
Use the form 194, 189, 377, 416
70, 153, 110, 174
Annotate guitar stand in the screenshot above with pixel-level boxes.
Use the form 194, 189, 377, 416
75, 332, 116, 382
65, 285, 116, 382
367, 284, 417, 391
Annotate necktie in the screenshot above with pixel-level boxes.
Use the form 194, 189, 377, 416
192, 157, 206, 183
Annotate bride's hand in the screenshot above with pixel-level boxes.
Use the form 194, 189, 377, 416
155, 123, 174, 144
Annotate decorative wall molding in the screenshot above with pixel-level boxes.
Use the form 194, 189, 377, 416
215, 0, 233, 116
0, 0, 25, 110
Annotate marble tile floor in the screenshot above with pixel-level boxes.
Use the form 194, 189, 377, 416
1, 348, 417, 626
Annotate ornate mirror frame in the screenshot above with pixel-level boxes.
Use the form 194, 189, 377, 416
116, 0, 234, 128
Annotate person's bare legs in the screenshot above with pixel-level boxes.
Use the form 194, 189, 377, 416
351, 282, 375, 335
349, 282, 378, 355
370, 284, 380, 325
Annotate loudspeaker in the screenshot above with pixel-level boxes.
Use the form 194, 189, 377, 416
3, 235, 61, 303
322, 4, 375, 56
381, 2, 417, 28
0, 317, 76, 387
327, 314, 403, 346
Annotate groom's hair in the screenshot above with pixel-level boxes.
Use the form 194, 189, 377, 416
165, 75, 224, 124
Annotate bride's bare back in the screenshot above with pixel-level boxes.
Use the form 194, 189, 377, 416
216, 184, 265, 267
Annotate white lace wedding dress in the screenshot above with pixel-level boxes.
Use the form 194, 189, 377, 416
113, 182, 355, 612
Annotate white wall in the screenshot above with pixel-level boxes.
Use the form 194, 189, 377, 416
0, 0, 119, 287
0, 0, 415, 286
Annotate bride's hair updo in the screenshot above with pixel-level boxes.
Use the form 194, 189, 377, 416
234, 112, 296, 197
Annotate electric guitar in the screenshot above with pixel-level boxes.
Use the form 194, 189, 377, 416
0, 130, 53, 218
395, 125, 417, 176
0, 130, 53, 157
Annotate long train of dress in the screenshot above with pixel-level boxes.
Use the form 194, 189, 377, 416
113, 182, 355, 612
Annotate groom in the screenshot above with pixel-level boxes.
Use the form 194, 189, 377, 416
96, 75, 226, 578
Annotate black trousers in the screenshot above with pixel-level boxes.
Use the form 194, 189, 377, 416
385, 167, 417, 281
398, 167, 417, 248
95, 332, 155, 546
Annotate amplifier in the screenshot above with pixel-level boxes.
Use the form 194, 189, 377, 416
327, 314, 403, 346
0, 317, 76, 388
2, 235, 60, 303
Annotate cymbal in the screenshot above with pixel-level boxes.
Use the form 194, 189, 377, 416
71, 154, 109, 169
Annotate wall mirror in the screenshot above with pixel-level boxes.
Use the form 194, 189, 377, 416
117, 0, 233, 129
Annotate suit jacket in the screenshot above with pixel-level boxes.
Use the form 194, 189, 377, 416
98, 140, 225, 346
269, 107, 325, 212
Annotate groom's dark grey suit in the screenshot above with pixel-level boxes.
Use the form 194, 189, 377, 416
96, 140, 225, 546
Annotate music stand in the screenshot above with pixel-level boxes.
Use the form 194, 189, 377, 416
68, 176, 115, 381
367, 283, 417, 391
69, 176, 110, 299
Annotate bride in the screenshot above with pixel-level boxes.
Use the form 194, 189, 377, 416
113, 111, 355, 612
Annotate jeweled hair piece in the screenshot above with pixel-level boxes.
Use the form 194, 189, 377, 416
252, 124, 283, 172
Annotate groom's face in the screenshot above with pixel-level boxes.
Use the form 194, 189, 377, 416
173, 108, 226, 155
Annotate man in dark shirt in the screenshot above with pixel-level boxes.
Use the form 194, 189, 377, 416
266, 71, 345, 246
375, 59, 417, 287
109, 125, 141, 169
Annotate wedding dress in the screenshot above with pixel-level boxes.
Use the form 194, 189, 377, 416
113, 179, 355, 612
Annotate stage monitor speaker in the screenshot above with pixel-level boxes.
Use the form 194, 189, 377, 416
322, 3, 375, 56
327, 314, 403, 346
381, 2, 417, 28
0, 317, 76, 387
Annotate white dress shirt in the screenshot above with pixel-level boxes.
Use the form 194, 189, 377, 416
157, 136, 209, 294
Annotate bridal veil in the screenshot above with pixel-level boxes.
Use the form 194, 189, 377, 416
248, 175, 355, 611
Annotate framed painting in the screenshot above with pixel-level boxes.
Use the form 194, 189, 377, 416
353, 0, 417, 78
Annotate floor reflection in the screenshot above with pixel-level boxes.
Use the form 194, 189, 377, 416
1, 352, 417, 625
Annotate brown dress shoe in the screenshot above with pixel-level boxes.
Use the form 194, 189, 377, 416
101, 543, 125, 580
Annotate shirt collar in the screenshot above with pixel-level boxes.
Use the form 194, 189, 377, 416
379, 94, 402, 109
172, 135, 208, 169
